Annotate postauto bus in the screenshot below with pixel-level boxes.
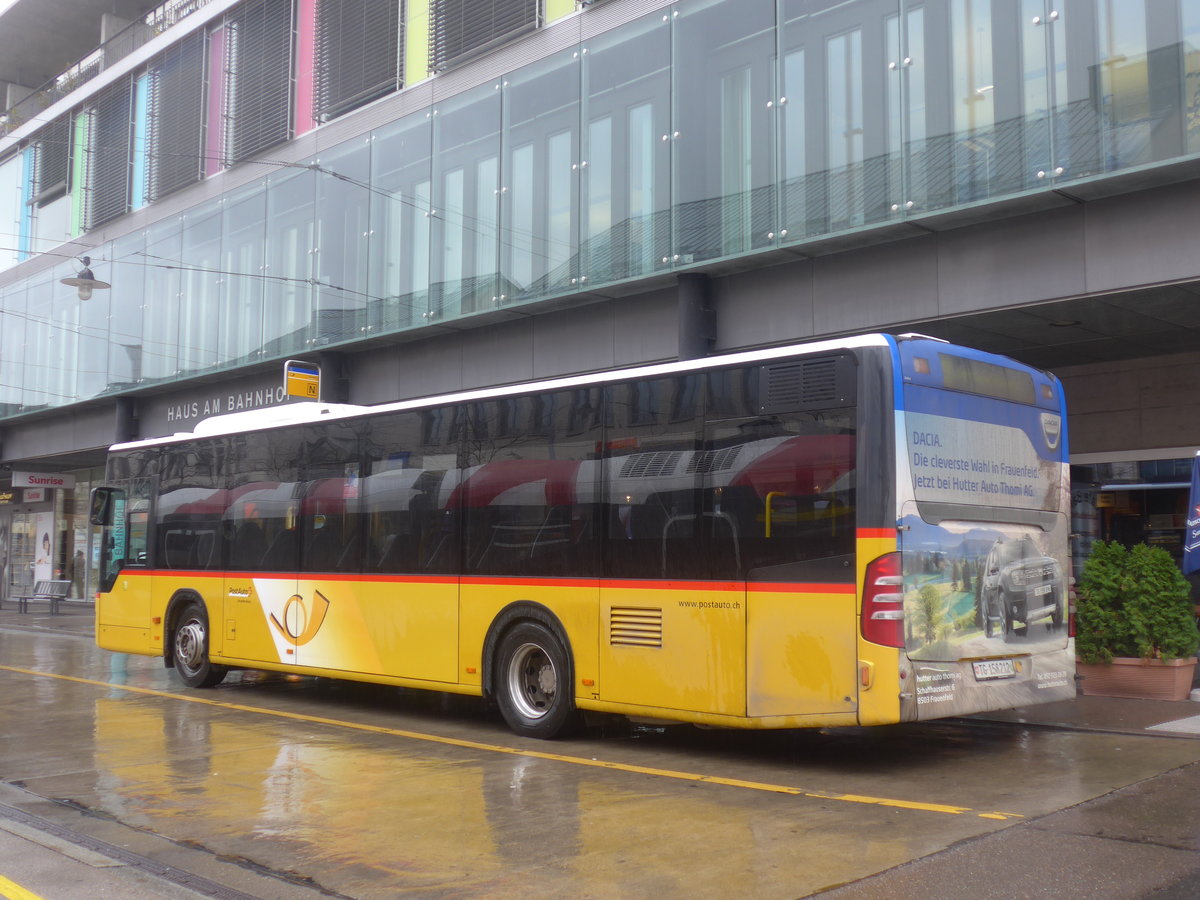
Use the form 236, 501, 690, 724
89, 334, 1073, 738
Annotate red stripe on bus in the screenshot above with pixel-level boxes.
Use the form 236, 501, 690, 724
856, 528, 896, 539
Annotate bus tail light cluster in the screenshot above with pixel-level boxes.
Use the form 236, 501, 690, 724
862, 551, 905, 648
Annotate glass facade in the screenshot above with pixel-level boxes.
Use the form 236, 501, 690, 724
2, 1, 1200, 420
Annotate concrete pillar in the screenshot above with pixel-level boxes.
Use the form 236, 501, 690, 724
318, 351, 351, 404
115, 398, 139, 443
677, 273, 715, 361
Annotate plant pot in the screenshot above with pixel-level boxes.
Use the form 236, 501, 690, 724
1076, 656, 1198, 701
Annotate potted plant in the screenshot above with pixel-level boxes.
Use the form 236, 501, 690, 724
1075, 541, 1200, 700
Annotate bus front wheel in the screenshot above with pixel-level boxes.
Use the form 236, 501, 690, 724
172, 600, 228, 688
495, 622, 576, 739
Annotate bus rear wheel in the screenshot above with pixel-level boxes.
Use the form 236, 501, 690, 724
495, 622, 576, 739
172, 600, 227, 688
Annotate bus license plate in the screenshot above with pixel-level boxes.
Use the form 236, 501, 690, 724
973, 659, 1016, 681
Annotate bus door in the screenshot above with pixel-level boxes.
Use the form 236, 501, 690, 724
735, 429, 859, 718
95, 479, 156, 654
599, 375, 748, 717
221, 482, 302, 667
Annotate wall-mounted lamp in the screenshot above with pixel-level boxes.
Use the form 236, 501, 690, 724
60, 256, 110, 301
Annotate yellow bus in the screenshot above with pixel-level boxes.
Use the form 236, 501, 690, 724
90, 334, 1074, 738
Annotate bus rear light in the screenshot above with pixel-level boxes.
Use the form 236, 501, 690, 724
862, 551, 905, 648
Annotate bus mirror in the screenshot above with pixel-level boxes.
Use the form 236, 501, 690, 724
89, 487, 122, 526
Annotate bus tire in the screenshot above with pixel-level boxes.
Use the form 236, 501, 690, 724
495, 621, 576, 739
172, 600, 227, 688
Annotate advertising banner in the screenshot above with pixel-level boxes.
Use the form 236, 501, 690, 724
34, 510, 54, 581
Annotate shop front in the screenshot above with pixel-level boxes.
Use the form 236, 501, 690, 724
1071, 457, 1193, 586
0, 468, 106, 606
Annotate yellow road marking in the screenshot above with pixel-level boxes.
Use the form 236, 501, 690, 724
0, 874, 45, 900
0, 664, 1024, 821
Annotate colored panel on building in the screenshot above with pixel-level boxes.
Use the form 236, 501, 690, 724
205, 26, 227, 175
545, 0, 574, 23
70, 111, 88, 237
405, 0, 430, 86
132, 73, 150, 209
294, 0, 318, 135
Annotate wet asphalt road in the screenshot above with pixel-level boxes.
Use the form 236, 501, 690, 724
1, 604, 1199, 899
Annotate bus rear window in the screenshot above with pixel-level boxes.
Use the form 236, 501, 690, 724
939, 354, 1035, 404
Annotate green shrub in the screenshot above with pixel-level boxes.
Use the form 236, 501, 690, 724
1076, 540, 1200, 664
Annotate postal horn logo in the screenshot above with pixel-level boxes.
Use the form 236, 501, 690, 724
1040, 413, 1061, 451
269, 591, 331, 646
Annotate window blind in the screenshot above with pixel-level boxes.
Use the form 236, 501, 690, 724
431, 0, 538, 72
315, 0, 403, 122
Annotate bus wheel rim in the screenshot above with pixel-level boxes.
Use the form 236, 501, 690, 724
176, 620, 206, 671
506, 642, 555, 721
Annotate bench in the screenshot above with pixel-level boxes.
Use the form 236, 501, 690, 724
16, 580, 73, 614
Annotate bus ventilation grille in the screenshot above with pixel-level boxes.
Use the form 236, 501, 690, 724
610, 607, 663, 648
758, 355, 855, 413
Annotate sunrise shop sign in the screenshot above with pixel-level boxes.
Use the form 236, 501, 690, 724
12, 472, 76, 490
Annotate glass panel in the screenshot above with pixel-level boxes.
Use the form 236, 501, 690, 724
1186, 2, 1200, 154
315, 140, 371, 345
368, 109, 432, 333
220, 183, 266, 363
179, 203, 222, 375
582, 12, 671, 283
502, 49, 581, 304
77, 250, 112, 401
1097, 0, 1149, 171
899, 4, 930, 212
944, 0, 999, 204
1021, 0, 1059, 184
263, 165, 317, 357
1031, 2, 1109, 182
780, 46, 807, 234
674, 0, 776, 261
432, 81, 501, 320
0, 284, 25, 416
23, 271, 54, 411
108, 231, 146, 392
142, 218, 182, 382
48, 276, 77, 405
0, 155, 21, 271
782, 0, 898, 239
